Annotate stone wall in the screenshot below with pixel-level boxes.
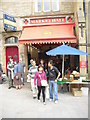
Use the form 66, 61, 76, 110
0, 0, 75, 33
0, 0, 75, 73
0, 0, 74, 19
0, 0, 89, 76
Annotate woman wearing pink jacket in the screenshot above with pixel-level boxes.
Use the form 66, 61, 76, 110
34, 65, 47, 105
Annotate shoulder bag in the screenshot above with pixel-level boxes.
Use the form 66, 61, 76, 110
39, 74, 47, 87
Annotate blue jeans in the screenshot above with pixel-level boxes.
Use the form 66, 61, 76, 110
49, 80, 58, 101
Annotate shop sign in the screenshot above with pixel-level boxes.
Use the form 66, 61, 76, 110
23, 16, 73, 26
3, 14, 17, 31
44, 31, 52, 35
30, 17, 66, 24
80, 61, 87, 68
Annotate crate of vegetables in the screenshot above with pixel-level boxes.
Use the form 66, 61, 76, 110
72, 88, 79, 94
73, 90, 82, 97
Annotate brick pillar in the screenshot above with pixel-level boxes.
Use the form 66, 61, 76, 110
0, 33, 6, 73
77, 2, 87, 76
78, 27, 87, 76
79, 46, 87, 76
19, 44, 28, 80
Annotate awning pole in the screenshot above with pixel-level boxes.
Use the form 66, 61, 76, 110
62, 55, 64, 79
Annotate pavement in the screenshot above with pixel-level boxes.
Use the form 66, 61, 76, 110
0, 82, 88, 119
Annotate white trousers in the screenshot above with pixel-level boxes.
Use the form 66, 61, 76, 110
31, 79, 37, 97
46, 85, 49, 99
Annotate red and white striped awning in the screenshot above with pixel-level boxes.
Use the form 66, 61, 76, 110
19, 23, 77, 44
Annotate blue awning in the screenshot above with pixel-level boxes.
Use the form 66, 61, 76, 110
46, 44, 88, 56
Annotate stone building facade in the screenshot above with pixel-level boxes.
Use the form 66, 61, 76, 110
0, 0, 90, 78
84, 1, 90, 78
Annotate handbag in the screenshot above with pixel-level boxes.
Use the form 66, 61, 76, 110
15, 75, 19, 80
41, 80, 47, 86
39, 74, 47, 87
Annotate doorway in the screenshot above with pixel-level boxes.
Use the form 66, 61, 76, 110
6, 46, 19, 75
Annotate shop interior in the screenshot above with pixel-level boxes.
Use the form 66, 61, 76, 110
27, 43, 79, 77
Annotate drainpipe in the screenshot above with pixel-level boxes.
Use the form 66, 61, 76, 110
85, 12, 88, 75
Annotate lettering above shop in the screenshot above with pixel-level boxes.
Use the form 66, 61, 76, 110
23, 16, 74, 26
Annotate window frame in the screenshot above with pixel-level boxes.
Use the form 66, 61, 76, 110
52, 0, 59, 12
43, 0, 51, 12
35, 0, 42, 13
5, 36, 18, 44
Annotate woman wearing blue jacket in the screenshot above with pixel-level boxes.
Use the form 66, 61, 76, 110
14, 61, 22, 90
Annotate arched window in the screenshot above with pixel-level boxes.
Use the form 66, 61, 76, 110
5, 37, 18, 44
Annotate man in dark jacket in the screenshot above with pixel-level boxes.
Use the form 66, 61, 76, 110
48, 60, 60, 104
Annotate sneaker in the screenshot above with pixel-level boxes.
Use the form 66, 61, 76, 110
33, 97, 36, 99
43, 102, 46, 105
8, 87, 11, 89
38, 100, 40, 102
49, 99, 53, 102
55, 101, 58, 104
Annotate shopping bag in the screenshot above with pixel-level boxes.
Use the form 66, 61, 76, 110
41, 80, 48, 86
15, 75, 19, 80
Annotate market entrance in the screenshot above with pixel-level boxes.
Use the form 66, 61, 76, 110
19, 18, 78, 75
27, 43, 79, 76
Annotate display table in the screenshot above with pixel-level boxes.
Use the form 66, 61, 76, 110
57, 80, 68, 85
69, 81, 89, 92
57, 80, 70, 92
57, 80, 89, 85
57, 79, 89, 92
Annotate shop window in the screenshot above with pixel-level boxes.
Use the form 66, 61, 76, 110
52, 0, 59, 11
43, 0, 50, 12
5, 37, 18, 44
35, 0, 42, 12
35, 0, 59, 12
